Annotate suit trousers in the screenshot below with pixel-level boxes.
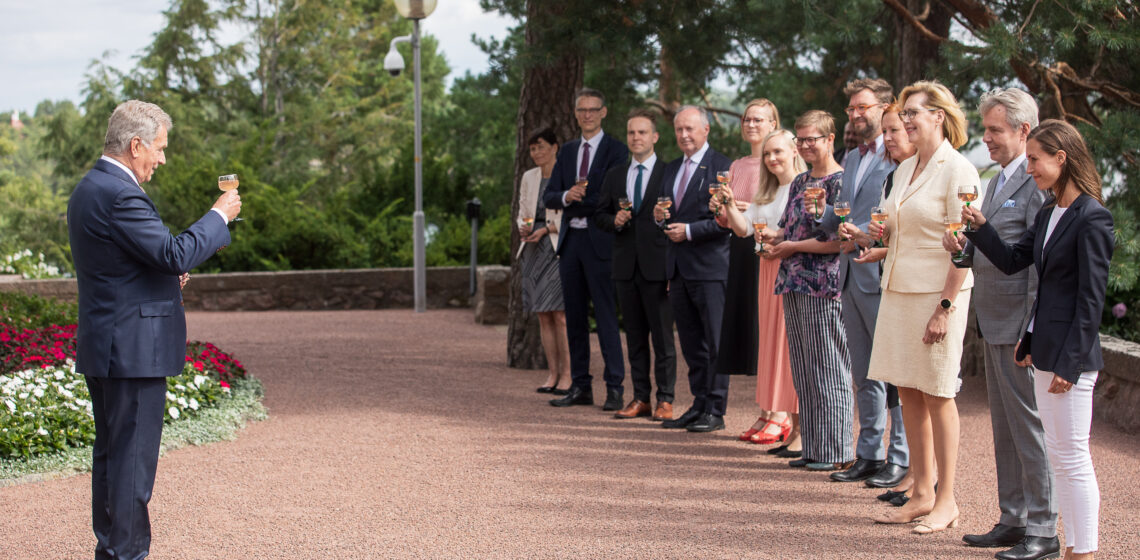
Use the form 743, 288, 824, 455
615, 267, 676, 403
669, 274, 728, 416
984, 342, 1057, 537
1035, 370, 1099, 553
841, 281, 908, 465
85, 375, 168, 560
558, 228, 625, 392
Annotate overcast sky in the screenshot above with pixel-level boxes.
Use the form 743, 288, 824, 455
0, 0, 513, 114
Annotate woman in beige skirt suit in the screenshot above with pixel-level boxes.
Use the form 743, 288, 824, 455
867, 81, 977, 535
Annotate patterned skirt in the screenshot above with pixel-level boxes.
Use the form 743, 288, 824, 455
520, 238, 564, 313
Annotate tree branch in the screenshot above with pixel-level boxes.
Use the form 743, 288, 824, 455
881, 0, 947, 42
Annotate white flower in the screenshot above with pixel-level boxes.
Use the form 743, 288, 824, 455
166, 391, 177, 401
168, 406, 180, 419
175, 384, 186, 392
177, 397, 187, 408
33, 388, 45, 398
193, 375, 207, 387
54, 371, 65, 380
4, 399, 14, 413
19, 392, 29, 399
37, 427, 48, 436
188, 398, 199, 410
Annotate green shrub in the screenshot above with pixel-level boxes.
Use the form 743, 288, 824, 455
0, 292, 78, 329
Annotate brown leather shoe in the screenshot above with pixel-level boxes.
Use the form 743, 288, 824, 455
651, 401, 673, 421
614, 400, 651, 419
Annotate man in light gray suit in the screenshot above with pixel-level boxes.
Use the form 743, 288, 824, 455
815, 78, 908, 485
945, 88, 1058, 560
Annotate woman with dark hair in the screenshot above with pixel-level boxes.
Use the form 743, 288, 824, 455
960, 119, 1113, 559
517, 128, 571, 394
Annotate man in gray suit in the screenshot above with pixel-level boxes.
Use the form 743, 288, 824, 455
944, 88, 1058, 560
816, 78, 908, 484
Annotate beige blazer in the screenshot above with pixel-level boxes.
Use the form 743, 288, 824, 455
516, 166, 561, 258
882, 139, 977, 293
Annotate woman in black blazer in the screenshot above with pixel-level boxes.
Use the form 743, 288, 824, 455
961, 119, 1113, 560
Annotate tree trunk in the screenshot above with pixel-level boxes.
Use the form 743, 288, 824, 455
507, 0, 584, 369
893, 0, 952, 87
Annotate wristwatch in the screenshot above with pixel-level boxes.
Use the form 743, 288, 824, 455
939, 298, 953, 310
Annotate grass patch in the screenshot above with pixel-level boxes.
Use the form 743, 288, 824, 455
0, 376, 266, 486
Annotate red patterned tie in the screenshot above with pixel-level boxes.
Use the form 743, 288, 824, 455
858, 142, 873, 157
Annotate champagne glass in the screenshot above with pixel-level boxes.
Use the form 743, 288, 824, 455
870, 205, 888, 248
958, 184, 978, 231
656, 196, 672, 229
708, 183, 722, 216
217, 174, 243, 222
945, 216, 966, 262
618, 197, 632, 225
834, 200, 851, 240
753, 218, 768, 254
804, 179, 825, 220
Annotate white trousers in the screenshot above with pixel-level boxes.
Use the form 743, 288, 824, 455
1035, 370, 1099, 553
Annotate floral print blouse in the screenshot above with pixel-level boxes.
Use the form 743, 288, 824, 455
775, 170, 843, 300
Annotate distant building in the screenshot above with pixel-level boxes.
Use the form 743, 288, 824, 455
10, 110, 24, 130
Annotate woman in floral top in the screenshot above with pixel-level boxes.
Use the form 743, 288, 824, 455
762, 110, 854, 472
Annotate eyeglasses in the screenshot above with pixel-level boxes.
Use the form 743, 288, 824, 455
794, 135, 827, 147
844, 103, 884, 115
742, 117, 771, 126
898, 107, 940, 122
575, 107, 604, 115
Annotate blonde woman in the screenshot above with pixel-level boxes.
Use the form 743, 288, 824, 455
867, 81, 977, 534
721, 129, 805, 455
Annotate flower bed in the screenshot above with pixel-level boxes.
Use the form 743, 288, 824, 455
0, 292, 263, 469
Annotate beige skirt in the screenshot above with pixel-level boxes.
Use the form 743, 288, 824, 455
868, 289, 971, 398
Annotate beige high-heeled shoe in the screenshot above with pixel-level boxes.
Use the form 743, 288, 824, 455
912, 511, 959, 534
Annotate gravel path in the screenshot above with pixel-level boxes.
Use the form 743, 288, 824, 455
2, 309, 1138, 559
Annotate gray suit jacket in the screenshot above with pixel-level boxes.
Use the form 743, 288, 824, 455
955, 161, 1045, 345
821, 142, 896, 294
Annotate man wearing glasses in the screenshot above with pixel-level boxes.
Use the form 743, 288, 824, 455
816, 78, 910, 487
545, 88, 630, 412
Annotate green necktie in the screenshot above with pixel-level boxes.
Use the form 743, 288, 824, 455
633, 164, 645, 212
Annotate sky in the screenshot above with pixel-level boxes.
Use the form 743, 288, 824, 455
0, 0, 514, 114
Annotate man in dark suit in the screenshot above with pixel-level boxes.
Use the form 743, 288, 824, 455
653, 106, 732, 433
819, 79, 909, 487
544, 88, 630, 411
68, 100, 239, 560
594, 109, 676, 421
947, 89, 1058, 560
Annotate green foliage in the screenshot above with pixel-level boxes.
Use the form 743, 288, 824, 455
0, 292, 78, 329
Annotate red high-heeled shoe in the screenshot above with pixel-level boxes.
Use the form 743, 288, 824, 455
749, 417, 792, 445
739, 416, 767, 441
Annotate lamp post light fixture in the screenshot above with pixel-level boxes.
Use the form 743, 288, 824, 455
387, 0, 437, 313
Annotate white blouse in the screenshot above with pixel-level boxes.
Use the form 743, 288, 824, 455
743, 183, 792, 226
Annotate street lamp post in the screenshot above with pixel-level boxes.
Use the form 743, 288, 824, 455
390, 0, 437, 313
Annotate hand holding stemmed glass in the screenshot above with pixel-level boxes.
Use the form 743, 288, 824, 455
566, 175, 589, 204
215, 174, 243, 223
957, 184, 978, 231
944, 214, 967, 262
653, 196, 672, 227
803, 178, 826, 219
870, 206, 888, 247
753, 218, 769, 255
833, 200, 851, 240
616, 197, 633, 228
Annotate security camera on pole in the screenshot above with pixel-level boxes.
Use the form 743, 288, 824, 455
385, 0, 437, 312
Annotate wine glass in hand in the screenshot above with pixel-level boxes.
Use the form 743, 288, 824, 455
218, 174, 243, 222
958, 184, 978, 231
870, 206, 888, 247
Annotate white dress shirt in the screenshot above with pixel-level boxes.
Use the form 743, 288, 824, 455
563, 132, 605, 229
626, 153, 658, 201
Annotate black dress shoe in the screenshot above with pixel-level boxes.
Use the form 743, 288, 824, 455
775, 447, 802, 458
550, 388, 570, 396
877, 489, 907, 502
829, 458, 885, 482
766, 445, 788, 455
549, 387, 593, 407
602, 388, 623, 411
788, 457, 812, 468
963, 524, 1027, 548
864, 462, 908, 488
995, 536, 1061, 560
685, 413, 725, 432
889, 493, 909, 507
661, 407, 702, 429
536, 385, 555, 393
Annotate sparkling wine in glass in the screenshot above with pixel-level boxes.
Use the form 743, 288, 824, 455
217, 174, 243, 222
656, 196, 672, 228
708, 183, 722, 216
945, 217, 966, 261
521, 217, 535, 228
804, 180, 825, 220
871, 206, 888, 247
958, 184, 978, 231
834, 200, 851, 240
753, 218, 768, 254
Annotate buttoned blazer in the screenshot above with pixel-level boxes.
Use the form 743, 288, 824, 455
659, 147, 733, 281
821, 142, 897, 294
68, 159, 230, 378
541, 133, 630, 258
515, 166, 561, 258
955, 162, 1046, 344
881, 139, 976, 294
966, 193, 1114, 383
594, 159, 669, 282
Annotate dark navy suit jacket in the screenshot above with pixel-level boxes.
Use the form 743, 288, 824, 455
966, 193, 1114, 383
659, 147, 733, 281
542, 133, 630, 258
68, 158, 231, 378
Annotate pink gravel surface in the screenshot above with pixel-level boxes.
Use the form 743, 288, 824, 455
2, 309, 1138, 559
